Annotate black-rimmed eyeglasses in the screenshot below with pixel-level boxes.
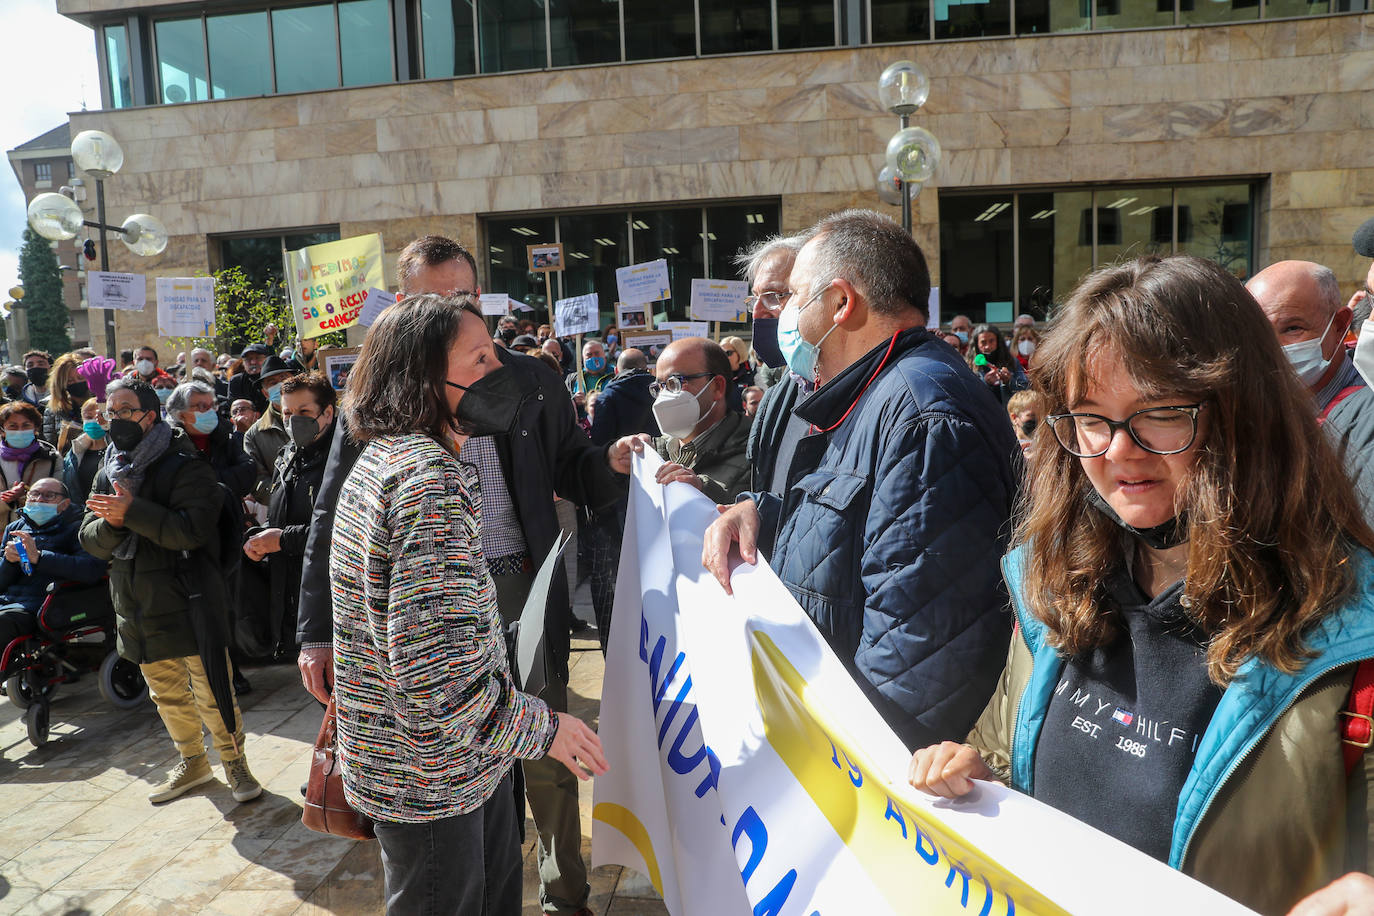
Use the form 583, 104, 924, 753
1046, 404, 1206, 458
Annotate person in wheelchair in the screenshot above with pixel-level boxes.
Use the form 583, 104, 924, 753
0, 477, 106, 651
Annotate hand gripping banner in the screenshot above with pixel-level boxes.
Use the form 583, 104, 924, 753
592, 449, 1257, 916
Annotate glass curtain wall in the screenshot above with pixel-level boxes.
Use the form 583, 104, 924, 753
104, 24, 134, 109
273, 5, 340, 93
154, 18, 209, 103
340, 0, 396, 85
208, 12, 272, 99
421, 0, 478, 77
939, 182, 1255, 325
623, 0, 696, 59
484, 202, 780, 332
550, 0, 621, 67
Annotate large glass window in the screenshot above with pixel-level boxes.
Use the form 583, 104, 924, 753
1265, 0, 1330, 17
550, 0, 622, 67
935, 0, 1012, 39
340, 0, 395, 86
479, 0, 547, 72
940, 182, 1256, 325
155, 18, 209, 104
699, 0, 772, 55
777, 0, 835, 49
484, 201, 780, 331
1094, 0, 1173, 30
871, 0, 930, 42
1179, 0, 1259, 24
220, 229, 342, 298
208, 12, 272, 99
421, 0, 478, 77
1015, 0, 1089, 34
623, 1, 696, 60
104, 24, 134, 109
273, 5, 340, 93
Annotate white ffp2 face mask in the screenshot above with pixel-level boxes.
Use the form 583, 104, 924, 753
652, 384, 712, 440
1282, 311, 1340, 388
1354, 319, 1374, 389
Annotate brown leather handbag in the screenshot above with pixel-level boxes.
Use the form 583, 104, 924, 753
302, 696, 375, 840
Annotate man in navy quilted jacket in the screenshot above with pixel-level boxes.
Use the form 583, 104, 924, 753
703, 209, 1020, 751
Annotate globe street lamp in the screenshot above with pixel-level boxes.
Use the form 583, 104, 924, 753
877, 61, 942, 236
26, 130, 167, 357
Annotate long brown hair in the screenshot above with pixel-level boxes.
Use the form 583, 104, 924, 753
47, 353, 82, 413
343, 294, 480, 448
1018, 255, 1374, 684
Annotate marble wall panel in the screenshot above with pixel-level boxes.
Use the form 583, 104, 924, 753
989, 110, 1072, 148
378, 111, 486, 152
1337, 49, 1374, 93
739, 122, 801, 161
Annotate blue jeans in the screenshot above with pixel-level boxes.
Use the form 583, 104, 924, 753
373, 773, 523, 916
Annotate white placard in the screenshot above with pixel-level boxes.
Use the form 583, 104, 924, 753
154, 277, 216, 338
87, 271, 146, 311
480, 293, 510, 316
511, 299, 533, 312
554, 292, 600, 337
615, 259, 671, 306
927, 286, 941, 330
689, 278, 749, 322
358, 287, 397, 328
655, 320, 709, 341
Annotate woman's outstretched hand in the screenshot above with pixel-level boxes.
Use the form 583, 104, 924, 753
548, 712, 609, 780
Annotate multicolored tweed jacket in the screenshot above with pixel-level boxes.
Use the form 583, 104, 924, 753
330, 433, 556, 823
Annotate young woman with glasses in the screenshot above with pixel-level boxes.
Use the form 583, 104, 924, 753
907, 255, 1374, 915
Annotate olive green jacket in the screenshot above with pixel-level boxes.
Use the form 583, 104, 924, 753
78, 430, 220, 664
653, 410, 753, 505
970, 546, 1374, 915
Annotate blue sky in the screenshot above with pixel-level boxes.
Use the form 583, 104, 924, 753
1, 0, 99, 293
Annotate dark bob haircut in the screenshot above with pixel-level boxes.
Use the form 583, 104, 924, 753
343, 294, 481, 447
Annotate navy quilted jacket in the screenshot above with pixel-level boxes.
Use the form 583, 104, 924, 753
751, 327, 1019, 751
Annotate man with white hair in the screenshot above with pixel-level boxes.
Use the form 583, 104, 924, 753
1249, 259, 1374, 521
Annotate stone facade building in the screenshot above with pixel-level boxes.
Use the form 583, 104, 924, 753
50, 0, 1374, 351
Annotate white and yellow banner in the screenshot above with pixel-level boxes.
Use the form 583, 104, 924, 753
285, 233, 385, 339
592, 450, 1258, 916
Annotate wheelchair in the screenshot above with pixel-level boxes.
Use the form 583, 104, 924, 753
0, 579, 148, 747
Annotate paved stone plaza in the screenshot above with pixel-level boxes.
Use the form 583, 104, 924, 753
0, 588, 667, 916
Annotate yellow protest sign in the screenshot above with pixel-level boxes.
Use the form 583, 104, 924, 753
285, 233, 384, 339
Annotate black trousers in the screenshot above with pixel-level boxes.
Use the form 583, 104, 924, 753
373, 773, 522, 916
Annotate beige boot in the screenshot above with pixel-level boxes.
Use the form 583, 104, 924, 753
148, 753, 214, 804
224, 755, 262, 803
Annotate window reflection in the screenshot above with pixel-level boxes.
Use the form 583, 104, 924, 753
487, 217, 557, 324
1179, 0, 1259, 25
340, 0, 394, 86
1015, 0, 1088, 34
940, 195, 1014, 325
155, 18, 209, 104
624, 0, 696, 60
1092, 186, 1173, 264
208, 12, 271, 100
700, 0, 772, 54
480, 0, 547, 72
777, 0, 835, 49
559, 212, 629, 332
421, 0, 477, 77
706, 204, 780, 331
631, 210, 705, 322
1176, 184, 1253, 279
104, 24, 133, 109
935, 0, 1011, 39
1018, 190, 1092, 321
871, 0, 931, 41
550, 0, 621, 67
273, 5, 339, 93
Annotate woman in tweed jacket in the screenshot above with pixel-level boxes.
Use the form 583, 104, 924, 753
330, 293, 607, 915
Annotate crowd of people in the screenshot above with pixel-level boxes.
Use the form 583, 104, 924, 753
5, 211, 1374, 916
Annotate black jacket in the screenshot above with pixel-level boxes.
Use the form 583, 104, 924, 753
228, 371, 267, 414
189, 418, 256, 500
297, 348, 623, 676
258, 420, 335, 653
589, 370, 659, 447
0, 504, 106, 614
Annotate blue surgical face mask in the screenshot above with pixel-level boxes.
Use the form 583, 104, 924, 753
4, 430, 35, 448
191, 409, 219, 434
955, 330, 970, 345
22, 503, 59, 526
777, 288, 839, 382
83, 420, 107, 440
584, 356, 606, 374
267, 384, 283, 405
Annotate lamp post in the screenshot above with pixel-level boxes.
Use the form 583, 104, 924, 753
877, 61, 942, 236
25, 130, 167, 358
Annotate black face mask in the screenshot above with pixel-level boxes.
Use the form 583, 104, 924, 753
26, 367, 48, 387
1085, 487, 1188, 551
67, 381, 91, 403
1019, 418, 1037, 438
446, 367, 533, 438
108, 417, 146, 452
498, 327, 518, 345
752, 317, 784, 369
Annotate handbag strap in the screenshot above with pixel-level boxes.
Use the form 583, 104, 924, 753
1341, 658, 1374, 777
